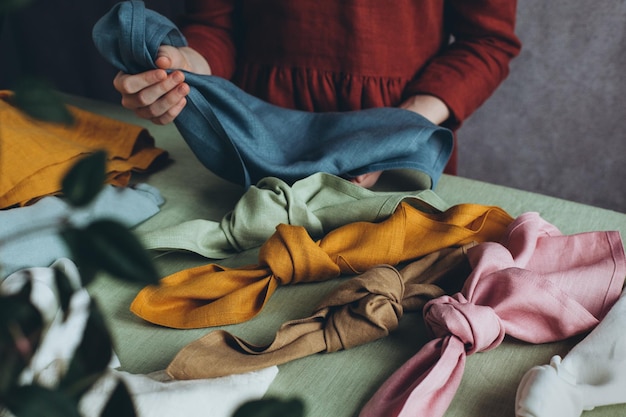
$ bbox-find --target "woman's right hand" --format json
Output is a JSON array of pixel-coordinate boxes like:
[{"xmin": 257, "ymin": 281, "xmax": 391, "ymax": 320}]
[{"xmin": 113, "ymin": 45, "xmax": 211, "ymax": 125}]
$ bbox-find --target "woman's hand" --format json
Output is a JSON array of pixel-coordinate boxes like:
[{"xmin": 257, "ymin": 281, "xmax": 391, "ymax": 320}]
[{"xmin": 113, "ymin": 45, "xmax": 211, "ymax": 125}]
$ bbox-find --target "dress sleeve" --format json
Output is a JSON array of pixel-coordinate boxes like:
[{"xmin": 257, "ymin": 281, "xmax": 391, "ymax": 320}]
[
  {"xmin": 404, "ymin": 0, "xmax": 522, "ymax": 128},
  {"xmin": 179, "ymin": 0, "xmax": 237, "ymax": 79}
]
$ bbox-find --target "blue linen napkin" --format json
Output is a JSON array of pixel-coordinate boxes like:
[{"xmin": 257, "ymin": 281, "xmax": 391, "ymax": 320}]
[{"xmin": 92, "ymin": 1, "xmax": 453, "ymax": 189}]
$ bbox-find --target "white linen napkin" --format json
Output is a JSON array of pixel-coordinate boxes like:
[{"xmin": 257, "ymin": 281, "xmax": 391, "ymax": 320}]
[{"xmin": 516, "ymin": 288, "xmax": 626, "ymax": 416}]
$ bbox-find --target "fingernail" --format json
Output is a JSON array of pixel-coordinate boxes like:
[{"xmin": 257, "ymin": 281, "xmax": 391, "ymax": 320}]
[{"xmin": 172, "ymin": 71, "xmax": 184, "ymax": 83}]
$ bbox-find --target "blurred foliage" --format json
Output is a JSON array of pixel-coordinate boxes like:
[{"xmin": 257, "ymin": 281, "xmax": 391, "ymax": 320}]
[
  {"xmin": 11, "ymin": 77, "xmax": 74, "ymax": 125},
  {"xmin": 60, "ymin": 152, "xmax": 160, "ymax": 287},
  {"xmin": 233, "ymin": 397, "xmax": 306, "ymax": 417},
  {"xmin": 0, "ymin": 282, "xmax": 42, "ymax": 396},
  {"xmin": 0, "ymin": 0, "xmax": 304, "ymax": 412},
  {"xmin": 0, "ymin": 123, "xmax": 306, "ymax": 417},
  {"xmin": 0, "ymin": 150, "xmax": 149, "ymax": 417},
  {"xmin": 0, "ymin": 0, "xmax": 161, "ymax": 406},
  {"xmin": 0, "ymin": 0, "xmax": 30, "ymax": 13},
  {"xmin": 61, "ymin": 150, "xmax": 106, "ymax": 207}
]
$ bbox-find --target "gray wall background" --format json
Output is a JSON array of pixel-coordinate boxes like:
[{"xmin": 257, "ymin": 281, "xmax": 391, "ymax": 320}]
[
  {"xmin": 458, "ymin": 1, "xmax": 626, "ymax": 212},
  {"xmin": 2, "ymin": 1, "xmax": 624, "ymax": 212}
]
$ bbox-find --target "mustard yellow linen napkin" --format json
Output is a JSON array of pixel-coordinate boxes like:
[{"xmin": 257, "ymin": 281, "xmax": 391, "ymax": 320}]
[
  {"xmin": 131, "ymin": 203, "xmax": 513, "ymax": 329},
  {"xmin": 0, "ymin": 91, "xmax": 167, "ymax": 208}
]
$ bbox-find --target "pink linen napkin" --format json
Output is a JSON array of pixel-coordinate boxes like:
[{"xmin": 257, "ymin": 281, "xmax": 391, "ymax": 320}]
[{"xmin": 359, "ymin": 212, "xmax": 626, "ymax": 417}]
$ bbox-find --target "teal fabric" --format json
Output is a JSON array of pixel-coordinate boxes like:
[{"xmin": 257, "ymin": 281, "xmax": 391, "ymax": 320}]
[
  {"xmin": 92, "ymin": 1, "xmax": 453, "ymax": 189},
  {"xmin": 140, "ymin": 173, "xmax": 450, "ymax": 259}
]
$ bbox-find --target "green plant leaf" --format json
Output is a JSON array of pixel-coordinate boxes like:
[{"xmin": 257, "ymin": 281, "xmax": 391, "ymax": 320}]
[
  {"xmin": 61, "ymin": 220, "xmax": 159, "ymax": 285},
  {"xmin": 0, "ymin": 345, "xmax": 26, "ymax": 398},
  {"xmin": 100, "ymin": 380, "xmax": 137, "ymax": 417},
  {"xmin": 61, "ymin": 150, "xmax": 107, "ymax": 208},
  {"xmin": 0, "ymin": 0, "xmax": 33, "ymax": 13},
  {"xmin": 233, "ymin": 397, "xmax": 306, "ymax": 417},
  {"xmin": 53, "ymin": 267, "xmax": 76, "ymax": 321},
  {"xmin": 11, "ymin": 76, "xmax": 74, "ymax": 125},
  {"xmin": 59, "ymin": 226, "xmax": 98, "ymax": 286},
  {"xmin": 59, "ymin": 300, "xmax": 112, "ymax": 402},
  {"xmin": 3, "ymin": 385, "xmax": 81, "ymax": 417},
  {"xmin": 0, "ymin": 282, "xmax": 43, "ymax": 396}
]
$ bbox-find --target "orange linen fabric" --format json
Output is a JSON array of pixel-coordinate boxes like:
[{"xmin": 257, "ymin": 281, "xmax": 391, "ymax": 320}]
[
  {"xmin": 0, "ymin": 91, "xmax": 167, "ymax": 208},
  {"xmin": 131, "ymin": 202, "xmax": 514, "ymax": 329}
]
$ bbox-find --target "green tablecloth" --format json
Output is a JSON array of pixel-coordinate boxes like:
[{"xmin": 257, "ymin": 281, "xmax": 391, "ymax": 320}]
[{"xmin": 72, "ymin": 95, "xmax": 626, "ymax": 417}]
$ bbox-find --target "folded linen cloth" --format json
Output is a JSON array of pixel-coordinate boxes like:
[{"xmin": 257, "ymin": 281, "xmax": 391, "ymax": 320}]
[
  {"xmin": 516, "ymin": 286, "xmax": 626, "ymax": 416},
  {"xmin": 130, "ymin": 202, "xmax": 514, "ymax": 329},
  {"xmin": 92, "ymin": 0, "xmax": 453, "ymax": 189},
  {"xmin": 78, "ymin": 367, "xmax": 278, "ymax": 417},
  {"xmin": 0, "ymin": 260, "xmax": 278, "ymax": 417},
  {"xmin": 359, "ymin": 212, "xmax": 626, "ymax": 417},
  {"xmin": 166, "ymin": 244, "xmax": 475, "ymax": 379},
  {"xmin": 140, "ymin": 172, "xmax": 450, "ymax": 259},
  {"xmin": 0, "ymin": 184, "xmax": 164, "ymax": 278},
  {"xmin": 0, "ymin": 91, "xmax": 167, "ymax": 209}
]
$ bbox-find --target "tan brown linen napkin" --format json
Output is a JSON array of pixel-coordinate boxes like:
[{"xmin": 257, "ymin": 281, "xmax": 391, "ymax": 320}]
[{"xmin": 166, "ymin": 243, "xmax": 475, "ymax": 379}]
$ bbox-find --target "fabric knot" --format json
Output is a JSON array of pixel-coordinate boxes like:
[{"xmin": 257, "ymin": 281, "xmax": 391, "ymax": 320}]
[
  {"xmin": 259, "ymin": 224, "xmax": 341, "ymax": 286},
  {"xmin": 321, "ymin": 265, "xmax": 404, "ymax": 352},
  {"xmin": 423, "ymin": 293, "xmax": 505, "ymax": 354}
]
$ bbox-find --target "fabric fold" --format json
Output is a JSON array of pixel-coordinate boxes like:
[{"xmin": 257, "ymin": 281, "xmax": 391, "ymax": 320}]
[
  {"xmin": 359, "ymin": 212, "xmax": 626, "ymax": 417},
  {"xmin": 130, "ymin": 202, "xmax": 514, "ymax": 329},
  {"xmin": 0, "ymin": 184, "xmax": 164, "ymax": 278},
  {"xmin": 140, "ymin": 172, "xmax": 450, "ymax": 258},
  {"xmin": 92, "ymin": 0, "xmax": 453, "ymax": 189},
  {"xmin": 78, "ymin": 367, "xmax": 278, "ymax": 417},
  {"xmin": 0, "ymin": 91, "xmax": 167, "ymax": 209},
  {"xmin": 166, "ymin": 244, "xmax": 475, "ymax": 379}
]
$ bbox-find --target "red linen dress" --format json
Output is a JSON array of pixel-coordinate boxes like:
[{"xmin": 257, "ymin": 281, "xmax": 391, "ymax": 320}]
[{"xmin": 179, "ymin": 0, "xmax": 521, "ymax": 174}]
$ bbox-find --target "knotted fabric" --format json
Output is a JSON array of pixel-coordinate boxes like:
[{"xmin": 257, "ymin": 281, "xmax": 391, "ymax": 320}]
[
  {"xmin": 140, "ymin": 172, "xmax": 450, "ymax": 259},
  {"xmin": 92, "ymin": 1, "xmax": 453, "ymax": 189},
  {"xmin": 359, "ymin": 212, "xmax": 626, "ymax": 417},
  {"xmin": 0, "ymin": 91, "xmax": 166, "ymax": 208},
  {"xmin": 130, "ymin": 202, "xmax": 514, "ymax": 328},
  {"xmin": 165, "ymin": 244, "xmax": 474, "ymax": 379}
]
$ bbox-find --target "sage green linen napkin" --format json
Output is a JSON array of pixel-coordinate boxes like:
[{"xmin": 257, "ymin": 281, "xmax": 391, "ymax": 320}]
[{"xmin": 140, "ymin": 172, "xmax": 450, "ymax": 259}]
